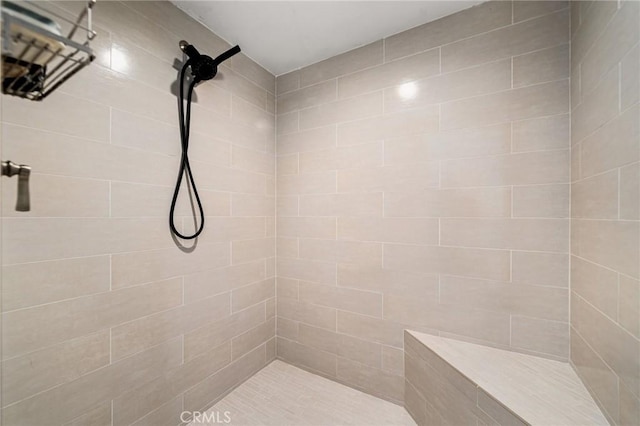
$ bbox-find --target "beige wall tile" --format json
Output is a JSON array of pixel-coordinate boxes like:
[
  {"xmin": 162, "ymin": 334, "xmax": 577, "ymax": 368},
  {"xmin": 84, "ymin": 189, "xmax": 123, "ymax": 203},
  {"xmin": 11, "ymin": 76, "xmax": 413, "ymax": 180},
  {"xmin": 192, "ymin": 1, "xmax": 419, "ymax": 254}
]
[
  {"xmin": 278, "ymin": 125, "xmax": 335, "ymax": 155},
  {"xmin": 129, "ymin": 396, "xmax": 182, "ymax": 426},
  {"xmin": 277, "ymin": 238, "xmax": 299, "ymax": 259},
  {"xmin": 338, "ymin": 217, "xmax": 438, "ymax": 245},
  {"xmin": 511, "ymin": 316, "xmax": 569, "ymax": 358},
  {"xmin": 338, "ymin": 163, "xmax": 439, "ymax": 193},
  {"xmin": 183, "ymin": 260, "xmax": 265, "ymax": 303},
  {"xmin": 441, "ymin": 150, "xmax": 570, "ymax": 187},
  {"xmin": 513, "ymin": 43, "xmax": 570, "ymax": 87},
  {"xmin": 277, "ymin": 80, "xmax": 337, "ymax": 114},
  {"xmin": 277, "ymin": 71, "xmax": 300, "ymax": 95},
  {"xmin": 298, "ymin": 281, "xmax": 383, "ymax": 318},
  {"xmin": 298, "ymin": 92, "xmax": 383, "ymax": 130},
  {"xmin": 338, "ymin": 263, "xmax": 439, "ymax": 298},
  {"xmin": 573, "ymin": 219, "xmax": 640, "ymax": 279},
  {"xmin": 384, "ymin": 59, "xmax": 511, "ymax": 113},
  {"xmin": 619, "ymin": 379, "xmax": 640, "ymax": 426},
  {"xmin": 513, "ymin": 1, "xmax": 568, "ymax": 23},
  {"xmin": 277, "ymin": 298, "xmax": 336, "ymax": 331},
  {"xmin": 337, "ymin": 311, "xmax": 405, "ymax": 348},
  {"xmin": 384, "ymin": 187, "xmax": 512, "ymax": 218},
  {"xmin": 336, "ymin": 357, "xmax": 404, "ymax": 403},
  {"xmin": 232, "ymin": 278, "xmax": 275, "ymax": 313},
  {"xmin": 276, "ymin": 277, "xmax": 299, "ymax": 300},
  {"xmin": 572, "ymin": 294, "xmax": 640, "ymax": 405},
  {"xmin": 338, "ymin": 107, "xmax": 439, "ymax": 146},
  {"xmin": 2, "ymin": 174, "xmax": 109, "ymax": 218},
  {"xmin": 512, "ymin": 114, "xmax": 570, "ymax": 153},
  {"xmin": 441, "ymin": 9, "xmax": 569, "ymax": 73},
  {"xmin": 111, "ymin": 243, "xmax": 230, "ymax": 289},
  {"xmin": 440, "ymin": 275, "xmax": 568, "ymax": 321},
  {"xmin": 571, "ymin": 256, "xmax": 619, "ymax": 321},
  {"xmin": 620, "ymin": 163, "xmax": 640, "ymax": 220},
  {"xmin": 440, "ymin": 218, "xmax": 569, "ymax": 252},
  {"xmin": 296, "ymin": 323, "xmax": 339, "ymax": 354},
  {"xmin": 572, "ymin": 66, "xmax": 620, "ymax": 145},
  {"xmin": 277, "ymin": 257, "xmax": 336, "ymax": 284},
  {"xmin": 384, "ymin": 243, "xmax": 511, "ymax": 281},
  {"xmin": 276, "ymin": 338, "xmax": 337, "ymax": 377},
  {"xmin": 298, "ymin": 142, "xmax": 383, "ymax": 173},
  {"xmin": 441, "ymin": 80, "xmax": 569, "ymax": 130},
  {"xmin": 298, "ymin": 239, "xmax": 383, "ymax": 266},
  {"xmin": 571, "ymin": 329, "xmax": 621, "ymax": 423},
  {"xmin": 512, "ymin": 251, "xmax": 569, "ymax": 287},
  {"xmin": 386, "ymin": 295, "xmax": 511, "ymax": 346},
  {"xmin": 111, "ymin": 293, "xmax": 230, "ymax": 361},
  {"xmin": 619, "ymin": 276, "xmax": 640, "ymax": 339},
  {"xmin": 232, "ymin": 318, "xmax": 276, "ymax": 360},
  {"xmin": 572, "ymin": 170, "xmax": 619, "ymax": 219},
  {"xmin": 298, "ymin": 193, "xmax": 382, "ymax": 217},
  {"xmin": 183, "ymin": 345, "xmax": 265, "ymax": 412},
  {"xmin": 384, "ymin": 124, "xmax": 511, "ymax": 165},
  {"xmin": 277, "ymin": 317, "xmax": 299, "ymax": 341},
  {"xmin": 384, "ymin": 1, "xmax": 512, "ymax": 62},
  {"xmin": 183, "ymin": 303, "xmax": 265, "ymax": 363},
  {"xmin": 276, "ymin": 111, "xmax": 298, "ymax": 135},
  {"xmin": 3, "ymin": 339, "xmax": 182, "ymax": 425},
  {"xmin": 2, "ymin": 330, "xmax": 110, "ymax": 406},
  {"xmin": 513, "ymin": 184, "xmax": 570, "ymax": 218},
  {"xmin": 300, "ymin": 41, "xmax": 383, "ymax": 87},
  {"xmin": 2, "ymin": 256, "xmax": 110, "ymax": 311},
  {"xmin": 382, "ymin": 346, "xmax": 404, "ymax": 375},
  {"xmin": 621, "ymin": 43, "xmax": 640, "ymax": 111},
  {"xmin": 580, "ymin": 104, "xmax": 639, "ymax": 178},
  {"xmin": 338, "ymin": 49, "xmax": 439, "ymax": 99},
  {"xmin": 232, "ymin": 238, "xmax": 275, "ymax": 264},
  {"xmin": 3, "ymin": 278, "xmax": 183, "ymax": 360},
  {"xmin": 277, "ymin": 216, "xmax": 336, "ymax": 239},
  {"xmin": 338, "ymin": 334, "xmax": 383, "ymax": 369},
  {"xmin": 2, "ymin": 92, "xmax": 110, "ymax": 143},
  {"xmin": 580, "ymin": 1, "xmax": 640, "ymax": 97}
]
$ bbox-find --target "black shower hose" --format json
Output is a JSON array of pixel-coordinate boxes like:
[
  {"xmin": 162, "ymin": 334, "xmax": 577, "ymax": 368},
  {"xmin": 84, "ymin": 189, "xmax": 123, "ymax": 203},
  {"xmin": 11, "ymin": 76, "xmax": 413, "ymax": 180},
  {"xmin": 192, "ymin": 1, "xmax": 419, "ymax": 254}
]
[{"xmin": 169, "ymin": 60, "xmax": 205, "ymax": 240}]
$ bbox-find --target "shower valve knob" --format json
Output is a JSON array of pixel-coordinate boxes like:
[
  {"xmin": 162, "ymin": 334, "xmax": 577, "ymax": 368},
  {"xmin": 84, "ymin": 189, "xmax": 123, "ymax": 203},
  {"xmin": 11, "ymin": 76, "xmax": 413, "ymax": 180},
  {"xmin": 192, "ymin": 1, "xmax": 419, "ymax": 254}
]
[{"xmin": 2, "ymin": 160, "xmax": 31, "ymax": 212}]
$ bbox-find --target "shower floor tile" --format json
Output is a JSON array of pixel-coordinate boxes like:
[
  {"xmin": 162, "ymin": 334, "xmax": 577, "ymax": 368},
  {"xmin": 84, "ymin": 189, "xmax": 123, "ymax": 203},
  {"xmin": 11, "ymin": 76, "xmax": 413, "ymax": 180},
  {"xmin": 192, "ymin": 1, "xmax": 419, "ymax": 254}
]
[{"xmin": 191, "ymin": 360, "xmax": 416, "ymax": 426}]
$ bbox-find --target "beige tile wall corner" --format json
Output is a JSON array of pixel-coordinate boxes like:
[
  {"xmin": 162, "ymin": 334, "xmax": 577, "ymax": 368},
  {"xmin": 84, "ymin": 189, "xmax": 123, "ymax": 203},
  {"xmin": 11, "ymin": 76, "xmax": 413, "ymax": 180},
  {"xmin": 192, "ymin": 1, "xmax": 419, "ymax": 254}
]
[
  {"xmin": 570, "ymin": 1, "xmax": 640, "ymax": 425},
  {"xmin": 275, "ymin": 0, "xmax": 572, "ymax": 404},
  {"xmin": 1, "ymin": 1, "xmax": 276, "ymax": 424}
]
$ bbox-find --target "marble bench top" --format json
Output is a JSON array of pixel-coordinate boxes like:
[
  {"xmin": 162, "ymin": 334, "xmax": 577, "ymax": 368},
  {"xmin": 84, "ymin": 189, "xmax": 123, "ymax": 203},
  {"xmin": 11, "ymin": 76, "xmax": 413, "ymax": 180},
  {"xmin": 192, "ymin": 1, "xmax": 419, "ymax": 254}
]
[{"xmin": 407, "ymin": 331, "xmax": 608, "ymax": 425}]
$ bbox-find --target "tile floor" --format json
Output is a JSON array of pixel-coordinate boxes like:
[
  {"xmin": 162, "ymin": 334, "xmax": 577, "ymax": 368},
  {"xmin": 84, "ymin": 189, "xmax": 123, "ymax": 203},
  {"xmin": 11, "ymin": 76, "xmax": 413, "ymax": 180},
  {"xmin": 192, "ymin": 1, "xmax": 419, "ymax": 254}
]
[{"xmin": 190, "ymin": 360, "xmax": 416, "ymax": 425}]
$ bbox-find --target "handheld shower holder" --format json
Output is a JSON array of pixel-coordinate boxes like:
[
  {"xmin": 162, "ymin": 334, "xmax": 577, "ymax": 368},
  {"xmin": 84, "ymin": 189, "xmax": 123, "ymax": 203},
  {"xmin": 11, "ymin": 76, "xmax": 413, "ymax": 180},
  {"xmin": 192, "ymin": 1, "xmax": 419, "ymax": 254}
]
[{"xmin": 2, "ymin": 160, "xmax": 31, "ymax": 211}]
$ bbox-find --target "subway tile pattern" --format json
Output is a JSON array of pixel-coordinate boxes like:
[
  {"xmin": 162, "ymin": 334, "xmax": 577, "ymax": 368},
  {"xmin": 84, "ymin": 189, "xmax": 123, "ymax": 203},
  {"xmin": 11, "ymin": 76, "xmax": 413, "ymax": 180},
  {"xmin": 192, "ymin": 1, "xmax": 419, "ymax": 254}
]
[
  {"xmin": 570, "ymin": 1, "xmax": 640, "ymax": 425},
  {"xmin": 1, "ymin": 1, "xmax": 275, "ymax": 424},
  {"xmin": 276, "ymin": 0, "xmax": 572, "ymax": 405}
]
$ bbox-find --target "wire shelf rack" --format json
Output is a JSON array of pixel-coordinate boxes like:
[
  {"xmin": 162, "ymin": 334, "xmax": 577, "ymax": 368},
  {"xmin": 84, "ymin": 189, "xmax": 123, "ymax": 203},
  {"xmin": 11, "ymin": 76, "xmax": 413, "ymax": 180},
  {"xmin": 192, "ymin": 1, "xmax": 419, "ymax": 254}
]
[{"xmin": 1, "ymin": 0, "xmax": 96, "ymax": 101}]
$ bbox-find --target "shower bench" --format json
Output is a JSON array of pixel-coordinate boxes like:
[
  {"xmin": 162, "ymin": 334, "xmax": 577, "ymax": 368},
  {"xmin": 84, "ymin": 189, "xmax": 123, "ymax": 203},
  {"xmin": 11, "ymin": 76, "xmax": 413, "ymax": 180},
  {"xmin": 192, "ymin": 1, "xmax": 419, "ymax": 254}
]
[{"xmin": 403, "ymin": 330, "xmax": 608, "ymax": 426}]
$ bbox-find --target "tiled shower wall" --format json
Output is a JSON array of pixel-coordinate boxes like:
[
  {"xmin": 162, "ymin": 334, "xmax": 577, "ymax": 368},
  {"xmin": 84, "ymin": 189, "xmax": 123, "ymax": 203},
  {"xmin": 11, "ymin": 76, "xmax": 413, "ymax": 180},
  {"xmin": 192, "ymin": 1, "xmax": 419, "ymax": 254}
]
[
  {"xmin": 1, "ymin": 1, "xmax": 276, "ymax": 424},
  {"xmin": 569, "ymin": 1, "xmax": 640, "ymax": 425},
  {"xmin": 275, "ymin": 0, "xmax": 571, "ymax": 403}
]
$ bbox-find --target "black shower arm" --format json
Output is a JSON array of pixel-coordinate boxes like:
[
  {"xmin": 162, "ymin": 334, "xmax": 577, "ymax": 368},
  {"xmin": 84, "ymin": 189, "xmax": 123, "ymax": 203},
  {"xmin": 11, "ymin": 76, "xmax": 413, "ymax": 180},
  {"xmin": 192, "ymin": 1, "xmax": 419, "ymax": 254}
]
[{"xmin": 213, "ymin": 45, "xmax": 241, "ymax": 65}]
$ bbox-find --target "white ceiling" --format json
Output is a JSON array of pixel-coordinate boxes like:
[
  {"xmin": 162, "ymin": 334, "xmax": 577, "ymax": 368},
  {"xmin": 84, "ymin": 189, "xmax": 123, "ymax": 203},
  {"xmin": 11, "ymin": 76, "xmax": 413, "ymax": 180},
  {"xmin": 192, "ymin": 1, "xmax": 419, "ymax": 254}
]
[{"xmin": 171, "ymin": 1, "xmax": 482, "ymax": 76}]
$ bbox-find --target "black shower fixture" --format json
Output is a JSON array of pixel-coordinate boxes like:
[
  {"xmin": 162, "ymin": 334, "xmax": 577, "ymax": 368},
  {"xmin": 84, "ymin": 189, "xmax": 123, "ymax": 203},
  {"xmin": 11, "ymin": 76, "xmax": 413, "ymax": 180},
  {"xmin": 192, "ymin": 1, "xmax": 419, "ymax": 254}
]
[
  {"xmin": 170, "ymin": 42, "xmax": 241, "ymax": 240},
  {"xmin": 179, "ymin": 40, "xmax": 241, "ymax": 82}
]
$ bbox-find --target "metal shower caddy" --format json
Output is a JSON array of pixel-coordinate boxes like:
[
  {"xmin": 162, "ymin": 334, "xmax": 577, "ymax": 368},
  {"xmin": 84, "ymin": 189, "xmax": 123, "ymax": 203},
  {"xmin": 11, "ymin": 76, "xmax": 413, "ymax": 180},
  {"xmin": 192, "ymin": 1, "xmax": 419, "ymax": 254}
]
[{"xmin": 1, "ymin": 0, "xmax": 97, "ymax": 101}]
